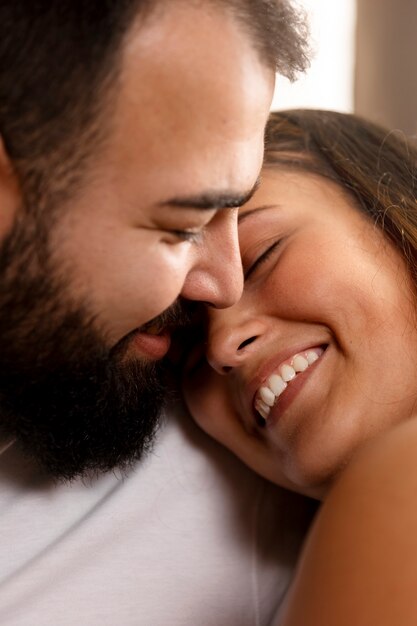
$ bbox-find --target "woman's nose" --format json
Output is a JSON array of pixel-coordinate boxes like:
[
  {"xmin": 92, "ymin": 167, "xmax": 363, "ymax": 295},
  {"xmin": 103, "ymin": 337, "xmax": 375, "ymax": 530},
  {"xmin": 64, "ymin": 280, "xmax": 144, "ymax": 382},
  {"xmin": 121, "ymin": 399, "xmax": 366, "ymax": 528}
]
[{"xmin": 206, "ymin": 309, "xmax": 266, "ymax": 375}]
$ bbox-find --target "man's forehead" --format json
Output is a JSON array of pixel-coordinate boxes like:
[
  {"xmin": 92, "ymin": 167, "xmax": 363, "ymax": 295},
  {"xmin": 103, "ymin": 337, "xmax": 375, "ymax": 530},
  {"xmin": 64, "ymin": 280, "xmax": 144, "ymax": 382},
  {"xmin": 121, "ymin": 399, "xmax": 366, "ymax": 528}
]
[
  {"xmin": 121, "ymin": 1, "xmax": 272, "ymax": 101},
  {"xmin": 106, "ymin": 0, "xmax": 276, "ymax": 158}
]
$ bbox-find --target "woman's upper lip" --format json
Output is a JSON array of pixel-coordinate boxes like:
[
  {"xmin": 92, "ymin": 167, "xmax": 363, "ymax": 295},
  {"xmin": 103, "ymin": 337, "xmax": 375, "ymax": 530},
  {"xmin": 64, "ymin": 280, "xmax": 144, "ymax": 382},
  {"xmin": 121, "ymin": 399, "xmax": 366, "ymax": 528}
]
[{"xmin": 245, "ymin": 341, "xmax": 328, "ymax": 413}]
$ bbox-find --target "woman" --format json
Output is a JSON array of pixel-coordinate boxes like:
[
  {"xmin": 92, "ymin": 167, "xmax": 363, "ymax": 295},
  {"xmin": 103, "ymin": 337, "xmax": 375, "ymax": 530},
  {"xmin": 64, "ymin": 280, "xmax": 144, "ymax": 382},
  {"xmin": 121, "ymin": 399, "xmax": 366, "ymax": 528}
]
[{"xmin": 184, "ymin": 110, "xmax": 417, "ymax": 624}]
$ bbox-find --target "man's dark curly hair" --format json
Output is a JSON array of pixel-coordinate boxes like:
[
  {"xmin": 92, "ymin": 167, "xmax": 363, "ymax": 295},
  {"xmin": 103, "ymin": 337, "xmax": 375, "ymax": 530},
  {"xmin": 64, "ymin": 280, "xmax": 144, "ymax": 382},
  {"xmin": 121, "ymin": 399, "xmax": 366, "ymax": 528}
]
[{"xmin": 0, "ymin": 0, "xmax": 309, "ymax": 212}]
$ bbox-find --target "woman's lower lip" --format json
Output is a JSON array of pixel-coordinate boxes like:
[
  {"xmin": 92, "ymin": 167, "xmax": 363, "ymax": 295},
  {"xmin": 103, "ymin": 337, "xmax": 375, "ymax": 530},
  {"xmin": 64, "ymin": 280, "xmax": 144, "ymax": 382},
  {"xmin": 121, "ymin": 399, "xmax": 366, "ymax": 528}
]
[
  {"xmin": 129, "ymin": 330, "xmax": 171, "ymax": 360},
  {"xmin": 261, "ymin": 351, "xmax": 325, "ymax": 428}
]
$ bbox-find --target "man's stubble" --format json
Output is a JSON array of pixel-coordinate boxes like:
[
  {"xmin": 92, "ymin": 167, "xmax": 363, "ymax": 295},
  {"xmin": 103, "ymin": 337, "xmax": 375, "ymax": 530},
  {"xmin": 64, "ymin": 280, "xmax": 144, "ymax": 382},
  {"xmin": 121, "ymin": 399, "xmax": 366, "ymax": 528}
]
[{"xmin": 0, "ymin": 210, "xmax": 180, "ymax": 481}]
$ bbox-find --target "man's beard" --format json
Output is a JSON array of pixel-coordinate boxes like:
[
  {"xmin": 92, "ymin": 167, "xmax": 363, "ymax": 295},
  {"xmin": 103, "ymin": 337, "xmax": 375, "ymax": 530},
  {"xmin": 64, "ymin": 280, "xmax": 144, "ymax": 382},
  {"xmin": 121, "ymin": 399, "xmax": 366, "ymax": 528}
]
[{"xmin": 0, "ymin": 213, "xmax": 184, "ymax": 481}]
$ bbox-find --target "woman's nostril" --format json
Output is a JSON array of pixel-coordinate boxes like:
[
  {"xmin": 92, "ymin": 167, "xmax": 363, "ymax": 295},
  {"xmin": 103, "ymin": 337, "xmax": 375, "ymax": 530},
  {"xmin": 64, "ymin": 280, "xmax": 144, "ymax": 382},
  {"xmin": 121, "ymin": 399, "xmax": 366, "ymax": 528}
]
[
  {"xmin": 216, "ymin": 336, "xmax": 258, "ymax": 374},
  {"xmin": 237, "ymin": 336, "xmax": 257, "ymax": 351}
]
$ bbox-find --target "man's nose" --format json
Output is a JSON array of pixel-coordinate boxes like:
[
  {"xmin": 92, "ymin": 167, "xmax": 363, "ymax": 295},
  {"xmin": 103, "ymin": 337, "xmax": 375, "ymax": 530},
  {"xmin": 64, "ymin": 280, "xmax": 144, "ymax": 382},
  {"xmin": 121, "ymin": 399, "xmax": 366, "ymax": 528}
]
[
  {"xmin": 205, "ymin": 307, "xmax": 266, "ymax": 375},
  {"xmin": 180, "ymin": 209, "xmax": 243, "ymax": 309}
]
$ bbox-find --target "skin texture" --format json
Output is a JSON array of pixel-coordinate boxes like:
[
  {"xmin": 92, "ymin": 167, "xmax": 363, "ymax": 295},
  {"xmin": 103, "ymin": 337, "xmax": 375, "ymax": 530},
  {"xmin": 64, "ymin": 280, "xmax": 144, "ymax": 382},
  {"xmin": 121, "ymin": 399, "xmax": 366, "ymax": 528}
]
[
  {"xmin": 0, "ymin": 2, "xmax": 275, "ymax": 478},
  {"xmin": 2, "ymin": 2, "xmax": 275, "ymax": 353},
  {"xmin": 279, "ymin": 417, "xmax": 417, "ymax": 626},
  {"xmin": 184, "ymin": 169, "xmax": 417, "ymax": 499}
]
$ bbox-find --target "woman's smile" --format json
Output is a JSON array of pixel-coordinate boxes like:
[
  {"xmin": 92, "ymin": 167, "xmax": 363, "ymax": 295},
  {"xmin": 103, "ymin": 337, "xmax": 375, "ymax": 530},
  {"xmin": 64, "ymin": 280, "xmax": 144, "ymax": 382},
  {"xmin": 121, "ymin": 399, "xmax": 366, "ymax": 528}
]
[
  {"xmin": 185, "ymin": 163, "xmax": 417, "ymax": 499},
  {"xmin": 253, "ymin": 345, "xmax": 325, "ymax": 424}
]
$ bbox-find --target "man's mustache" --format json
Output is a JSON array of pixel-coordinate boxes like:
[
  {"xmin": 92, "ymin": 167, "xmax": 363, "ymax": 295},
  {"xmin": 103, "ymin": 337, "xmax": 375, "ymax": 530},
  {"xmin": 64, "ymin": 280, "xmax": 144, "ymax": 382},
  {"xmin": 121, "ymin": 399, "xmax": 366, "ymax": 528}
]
[
  {"xmin": 140, "ymin": 299, "xmax": 197, "ymax": 334},
  {"xmin": 112, "ymin": 299, "xmax": 204, "ymax": 363}
]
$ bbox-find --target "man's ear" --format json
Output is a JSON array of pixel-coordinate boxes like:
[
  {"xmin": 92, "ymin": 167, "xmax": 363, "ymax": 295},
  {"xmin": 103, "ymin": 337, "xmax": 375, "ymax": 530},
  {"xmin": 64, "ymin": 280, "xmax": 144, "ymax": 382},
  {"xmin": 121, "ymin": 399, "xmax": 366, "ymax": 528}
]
[{"xmin": 0, "ymin": 135, "xmax": 20, "ymax": 236}]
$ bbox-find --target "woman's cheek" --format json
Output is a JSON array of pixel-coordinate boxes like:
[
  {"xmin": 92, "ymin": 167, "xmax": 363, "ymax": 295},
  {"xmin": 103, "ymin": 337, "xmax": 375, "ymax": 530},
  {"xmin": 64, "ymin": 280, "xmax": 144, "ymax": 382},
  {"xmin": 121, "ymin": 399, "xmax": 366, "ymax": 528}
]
[{"xmin": 184, "ymin": 363, "xmax": 230, "ymax": 439}]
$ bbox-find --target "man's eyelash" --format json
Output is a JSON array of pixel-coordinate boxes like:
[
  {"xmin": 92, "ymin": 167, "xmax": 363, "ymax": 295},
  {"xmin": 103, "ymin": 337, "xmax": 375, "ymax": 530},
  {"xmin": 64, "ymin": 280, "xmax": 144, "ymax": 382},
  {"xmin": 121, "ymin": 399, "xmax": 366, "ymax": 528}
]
[
  {"xmin": 171, "ymin": 230, "xmax": 202, "ymax": 243},
  {"xmin": 245, "ymin": 240, "xmax": 281, "ymax": 280}
]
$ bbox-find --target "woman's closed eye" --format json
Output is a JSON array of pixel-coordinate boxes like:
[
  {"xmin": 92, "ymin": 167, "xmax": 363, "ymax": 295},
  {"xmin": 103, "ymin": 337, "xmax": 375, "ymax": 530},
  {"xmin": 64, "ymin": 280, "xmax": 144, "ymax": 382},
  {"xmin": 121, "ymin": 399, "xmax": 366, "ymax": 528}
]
[{"xmin": 244, "ymin": 239, "xmax": 282, "ymax": 280}]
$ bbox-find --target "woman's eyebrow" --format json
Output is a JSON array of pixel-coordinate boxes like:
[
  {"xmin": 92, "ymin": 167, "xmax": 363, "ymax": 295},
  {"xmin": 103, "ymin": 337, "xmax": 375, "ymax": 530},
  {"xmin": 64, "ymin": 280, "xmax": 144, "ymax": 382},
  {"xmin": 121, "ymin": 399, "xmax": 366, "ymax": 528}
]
[{"xmin": 238, "ymin": 204, "xmax": 281, "ymax": 224}]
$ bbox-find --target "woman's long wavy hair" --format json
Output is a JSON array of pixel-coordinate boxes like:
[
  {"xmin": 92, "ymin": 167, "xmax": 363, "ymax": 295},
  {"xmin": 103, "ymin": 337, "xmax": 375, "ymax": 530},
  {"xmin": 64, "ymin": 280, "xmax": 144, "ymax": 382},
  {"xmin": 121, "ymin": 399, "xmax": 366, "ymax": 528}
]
[{"xmin": 265, "ymin": 109, "xmax": 417, "ymax": 283}]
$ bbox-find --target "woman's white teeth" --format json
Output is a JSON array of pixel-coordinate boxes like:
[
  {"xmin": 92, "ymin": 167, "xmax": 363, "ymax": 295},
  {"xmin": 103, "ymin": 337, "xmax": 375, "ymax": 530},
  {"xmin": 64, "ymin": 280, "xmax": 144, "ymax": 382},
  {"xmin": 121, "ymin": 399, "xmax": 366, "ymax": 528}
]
[
  {"xmin": 255, "ymin": 348, "xmax": 323, "ymax": 421},
  {"xmin": 268, "ymin": 374, "xmax": 287, "ymax": 396},
  {"xmin": 255, "ymin": 399, "xmax": 270, "ymax": 420},
  {"xmin": 259, "ymin": 386, "xmax": 275, "ymax": 407},
  {"xmin": 293, "ymin": 355, "xmax": 309, "ymax": 372},
  {"xmin": 306, "ymin": 351, "xmax": 319, "ymax": 365},
  {"xmin": 281, "ymin": 364, "xmax": 296, "ymax": 382}
]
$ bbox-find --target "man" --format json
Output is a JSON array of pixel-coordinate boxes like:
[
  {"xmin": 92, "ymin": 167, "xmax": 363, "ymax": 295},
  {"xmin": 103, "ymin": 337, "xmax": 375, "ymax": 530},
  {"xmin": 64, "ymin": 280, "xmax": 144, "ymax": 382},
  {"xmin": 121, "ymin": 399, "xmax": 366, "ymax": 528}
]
[{"xmin": 0, "ymin": 1, "xmax": 312, "ymax": 623}]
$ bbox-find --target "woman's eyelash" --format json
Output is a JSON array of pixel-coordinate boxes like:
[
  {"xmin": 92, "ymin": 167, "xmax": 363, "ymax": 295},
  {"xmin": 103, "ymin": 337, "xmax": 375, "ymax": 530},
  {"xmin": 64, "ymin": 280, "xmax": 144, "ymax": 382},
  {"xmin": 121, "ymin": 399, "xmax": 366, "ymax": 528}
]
[{"xmin": 244, "ymin": 240, "xmax": 282, "ymax": 280}]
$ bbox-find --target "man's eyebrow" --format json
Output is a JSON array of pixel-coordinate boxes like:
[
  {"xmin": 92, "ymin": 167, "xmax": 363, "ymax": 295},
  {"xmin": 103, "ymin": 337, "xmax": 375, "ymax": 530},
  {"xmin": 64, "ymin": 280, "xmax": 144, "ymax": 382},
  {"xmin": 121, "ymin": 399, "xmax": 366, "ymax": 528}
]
[
  {"xmin": 159, "ymin": 179, "xmax": 260, "ymax": 211},
  {"xmin": 238, "ymin": 204, "xmax": 281, "ymax": 224}
]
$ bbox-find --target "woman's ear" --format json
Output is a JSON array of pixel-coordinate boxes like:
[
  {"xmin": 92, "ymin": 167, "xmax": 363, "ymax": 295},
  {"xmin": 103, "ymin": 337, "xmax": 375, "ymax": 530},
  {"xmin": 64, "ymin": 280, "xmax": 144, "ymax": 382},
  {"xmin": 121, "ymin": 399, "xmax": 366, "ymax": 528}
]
[{"xmin": 0, "ymin": 135, "xmax": 20, "ymax": 236}]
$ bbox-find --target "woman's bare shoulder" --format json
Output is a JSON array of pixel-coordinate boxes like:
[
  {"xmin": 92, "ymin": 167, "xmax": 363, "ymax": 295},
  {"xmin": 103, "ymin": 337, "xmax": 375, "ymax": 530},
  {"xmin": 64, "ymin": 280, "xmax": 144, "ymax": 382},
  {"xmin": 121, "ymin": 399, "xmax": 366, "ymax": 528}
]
[{"xmin": 279, "ymin": 417, "xmax": 417, "ymax": 626}]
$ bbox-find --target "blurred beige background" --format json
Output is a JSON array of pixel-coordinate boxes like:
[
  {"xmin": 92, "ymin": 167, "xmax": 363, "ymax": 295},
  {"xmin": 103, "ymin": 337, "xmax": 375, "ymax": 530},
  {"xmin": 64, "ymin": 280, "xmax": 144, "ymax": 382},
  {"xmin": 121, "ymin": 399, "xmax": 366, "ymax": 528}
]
[{"xmin": 272, "ymin": 0, "xmax": 417, "ymax": 137}]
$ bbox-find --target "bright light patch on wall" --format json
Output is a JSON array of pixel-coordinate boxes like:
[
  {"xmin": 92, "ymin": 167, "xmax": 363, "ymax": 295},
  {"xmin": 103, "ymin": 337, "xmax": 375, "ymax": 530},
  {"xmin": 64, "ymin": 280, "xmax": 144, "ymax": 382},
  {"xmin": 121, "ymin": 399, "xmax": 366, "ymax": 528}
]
[{"xmin": 272, "ymin": 0, "xmax": 356, "ymax": 112}]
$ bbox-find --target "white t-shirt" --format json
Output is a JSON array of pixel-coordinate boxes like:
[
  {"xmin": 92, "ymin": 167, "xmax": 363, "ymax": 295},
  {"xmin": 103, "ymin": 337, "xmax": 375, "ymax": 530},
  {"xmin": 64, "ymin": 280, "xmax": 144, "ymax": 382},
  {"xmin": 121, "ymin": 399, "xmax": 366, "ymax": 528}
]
[{"xmin": 0, "ymin": 403, "xmax": 313, "ymax": 625}]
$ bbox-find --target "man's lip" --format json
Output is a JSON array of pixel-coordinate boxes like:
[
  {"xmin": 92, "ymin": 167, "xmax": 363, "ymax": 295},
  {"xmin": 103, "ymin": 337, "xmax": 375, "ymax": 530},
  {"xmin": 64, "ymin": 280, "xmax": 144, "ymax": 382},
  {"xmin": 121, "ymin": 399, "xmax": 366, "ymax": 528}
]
[
  {"xmin": 129, "ymin": 329, "xmax": 172, "ymax": 360},
  {"xmin": 246, "ymin": 342, "xmax": 328, "ymax": 412}
]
